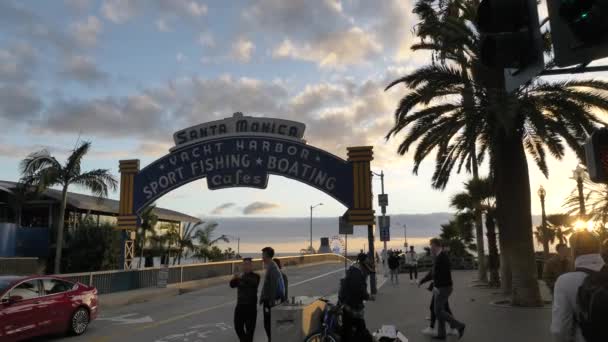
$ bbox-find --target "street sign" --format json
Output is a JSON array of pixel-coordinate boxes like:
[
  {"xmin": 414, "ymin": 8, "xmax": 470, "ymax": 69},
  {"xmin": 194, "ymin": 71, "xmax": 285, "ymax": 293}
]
[
  {"xmin": 378, "ymin": 194, "xmax": 388, "ymax": 207},
  {"xmin": 339, "ymin": 215, "xmax": 353, "ymax": 235},
  {"xmin": 157, "ymin": 264, "xmax": 169, "ymax": 288},
  {"xmin": 378, "ymin": 216, "xmax": 390, "ymax": 242}
]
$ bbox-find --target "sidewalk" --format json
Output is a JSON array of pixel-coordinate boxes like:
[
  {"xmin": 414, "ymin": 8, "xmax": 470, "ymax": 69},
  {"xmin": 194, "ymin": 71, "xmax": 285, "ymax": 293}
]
[{"xmin": 367, "ymin": 270, "xmax": 552, "ymax": 342}]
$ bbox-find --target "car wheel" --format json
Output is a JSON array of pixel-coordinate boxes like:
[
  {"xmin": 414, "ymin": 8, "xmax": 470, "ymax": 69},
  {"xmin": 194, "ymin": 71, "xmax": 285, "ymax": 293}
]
[{"xmin": 69, "ymin": 307, "xmax": 90, "ymax": 336}]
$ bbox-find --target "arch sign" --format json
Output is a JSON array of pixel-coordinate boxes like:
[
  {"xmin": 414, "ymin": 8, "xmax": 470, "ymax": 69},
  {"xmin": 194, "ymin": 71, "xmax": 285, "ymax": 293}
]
[{"xmin": 117, "ymin": 113, "xmax": 375, "ymax": 269}]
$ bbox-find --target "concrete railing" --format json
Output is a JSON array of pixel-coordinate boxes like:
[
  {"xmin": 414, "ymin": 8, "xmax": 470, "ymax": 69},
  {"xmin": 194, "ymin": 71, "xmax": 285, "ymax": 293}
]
[{"xmin": 59, "ymin": 253, "xmax": 346, "ymax": 294}]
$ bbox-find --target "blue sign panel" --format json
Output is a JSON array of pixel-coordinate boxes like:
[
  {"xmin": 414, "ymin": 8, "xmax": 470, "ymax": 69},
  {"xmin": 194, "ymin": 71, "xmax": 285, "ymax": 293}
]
[{"xmin": 133, "ymin": 136, "xmax": 354, "ymax": 214}]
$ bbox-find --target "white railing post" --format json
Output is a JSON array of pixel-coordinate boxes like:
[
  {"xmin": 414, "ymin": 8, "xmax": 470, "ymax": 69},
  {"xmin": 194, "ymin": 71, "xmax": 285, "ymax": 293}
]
[
  {"xmin": 89, "ymin": 273, "xmax": 93, "ymax": 286},
  {"xmin": 180, "ymin": 266, "xmax": 184, "ymax": 284}
]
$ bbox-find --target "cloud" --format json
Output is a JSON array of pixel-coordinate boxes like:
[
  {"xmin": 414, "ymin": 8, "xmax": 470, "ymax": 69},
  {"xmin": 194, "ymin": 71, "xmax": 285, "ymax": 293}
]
[
  {"xmin": 102, "ymin": 0, "xmax": 207, "ymax": 24},
  {"xmin": 198, "ymin": 32, "xmax": 215, "ymax": 47},
  {"xmin": 0, "ymin": 42, "xmax": 37, "ymax": 83},
  {"xmin": 64, "ymin": 0, "xmax": 92, "ymax": 11},
  {"xmin": 211, "ymin": 202, "xmax": 236, "ymax": 215},
  {"xmin": 272, "ymin": 28, "xmax": 382, "ymax": 68},
  {"xmin": 155, "ymin": 18, "xmax": 172, "ymax": 32},
  {"xmin": 232, "ymin": 38, "xmax": 255, "ymax": 62},
  {"xmin": 0, "ymin": 84, "xmax": 42, "ymax": 121},
  {"xmin": 101, "ymin": 0, "xmax": 140, "ymax": 23},
  {"xmin": 58, "ymin": 55, "xmax": 108, "ymax": 86},
  {"xmin": 71, "ymin": 16, "xmax": 102, "ymax": 47},
  {"xmin": 243, "ymin": 202, "xmax": 280, "ymax": 215}
]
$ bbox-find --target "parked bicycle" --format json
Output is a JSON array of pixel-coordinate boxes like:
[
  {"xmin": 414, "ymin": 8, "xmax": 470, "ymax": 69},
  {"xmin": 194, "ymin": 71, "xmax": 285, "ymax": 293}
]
[{"xmin": 304, "ymin": 298, "xmax": 343, "ymax": 342}]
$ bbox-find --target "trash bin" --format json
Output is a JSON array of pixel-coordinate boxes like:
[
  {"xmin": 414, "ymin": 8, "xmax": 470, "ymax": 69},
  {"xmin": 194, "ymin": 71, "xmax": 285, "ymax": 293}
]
[{"xmin": 271, "ymin": 296, "xmax": 326, "ymax": 341}]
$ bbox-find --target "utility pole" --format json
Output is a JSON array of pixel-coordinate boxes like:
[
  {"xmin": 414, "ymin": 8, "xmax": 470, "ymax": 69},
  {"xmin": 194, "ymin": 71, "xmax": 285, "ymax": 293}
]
[{"xmin": 372, "ymin": 171, "xmax": 389, "ymax": 278}]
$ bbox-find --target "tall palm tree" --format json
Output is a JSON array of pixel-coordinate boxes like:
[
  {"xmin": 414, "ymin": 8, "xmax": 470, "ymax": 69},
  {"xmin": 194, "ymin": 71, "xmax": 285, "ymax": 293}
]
[
  {"xmin": 547, "ymin": 214, "xmax": 575, "ymax": 246},
  {"xmin": 192, "ymin": 223, "xmax": 228, "ymax": 262},
  {"xmin": 387, "ymin": 0, "xmax": 608, "ymax": 306},
  {"xmin": 20, "ymin": 141, "xmax": 118, "ymax": 274},
  {"xmin": 172, "ymin": 221, "xmax": 203, "ymax": 265},
  {"xmin": 451, "ymin": 177, "xmax": 501, "ymax": 286},
  {"xmin": 564, "ymin": 173, "xmax": 608, "ymax": 224},
  {"xmin": 137, "ymin": 204, "xmax": 158, "ymax": 268}
]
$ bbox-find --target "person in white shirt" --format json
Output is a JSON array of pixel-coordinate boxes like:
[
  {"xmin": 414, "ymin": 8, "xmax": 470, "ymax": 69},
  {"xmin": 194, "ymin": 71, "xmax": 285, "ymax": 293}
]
[
  {"xmin": 405, "ymin": 246, "xmax": 419, "ymax": 284},
  {"xmin": 551, "ymin": 231, "xmax": 605, "ymax": 342}
]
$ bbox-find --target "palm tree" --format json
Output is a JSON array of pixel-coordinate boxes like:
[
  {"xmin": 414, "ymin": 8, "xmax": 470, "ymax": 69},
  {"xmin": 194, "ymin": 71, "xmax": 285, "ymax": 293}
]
[
  {"xmin": 192, "ymin": 223, "xmax": 228, "ymax": 262},
  {"xmin": 439, "ymin": 215, "xmax": 475, "ymax": 258},
  {"xmin": 386, "ymin": 0, "xmax": 608, "ymax": 306},
  {"xmin": 137, "ymin": 204, "xmax": 158, "ymax": 268},
  {"xmin": 534, "ymin": 225, "xmax": 556, "ymax": 250},
  {"xmin": 564, "ymin": 173, "xmax": 608, "ymax": 224},
  {"xmin": 547, "ymin": 214, "xmax": 575, "ymax": 246},
  {"xmin": 172, "ymin": 221, "xmax": 203, "ymax": 265},
  {"xmin": 20, "ymin": 141, "xmax": 118, "ymax": 274},
  {"xmin": 451, "ymin": 177, "xmax": 501, "ymax": 286}
]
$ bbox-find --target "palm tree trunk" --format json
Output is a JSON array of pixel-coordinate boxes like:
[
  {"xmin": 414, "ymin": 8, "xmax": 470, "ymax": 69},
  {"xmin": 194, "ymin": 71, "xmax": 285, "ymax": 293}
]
[
  {"xmin": 499, "ymin": 230, "xmax": 512, "ymax": 295},
  {"xmin": 494, "ymin": 130, "xmax": 542, "ymax": 306},
  {"xmin": 471, "ymin": 154, "xmax": 488, "ymax": 283},
  {"xmin": 54, "ymin": 185, "xmax": 69, "ymax": 274},
  {"xmin": 486, "ymin": 211, "xmax": 500, "ymax": 287},
  {"xmin": 15, "ymin": 205, "xmax": 22, "ymax": 227},
  {"xmin": 138, "ymin": 232, "xmax": 145, "ymax": 269}
]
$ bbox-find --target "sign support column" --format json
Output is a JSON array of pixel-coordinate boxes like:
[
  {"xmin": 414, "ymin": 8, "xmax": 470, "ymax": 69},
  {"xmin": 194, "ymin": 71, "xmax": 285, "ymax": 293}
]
[
  {"xmin": 118, "ymin": 159, "xmax": 140, "ymax": 270},
  {"xmin": 347, "ymin": 146, "xmax": 376, "ymax": 294}
]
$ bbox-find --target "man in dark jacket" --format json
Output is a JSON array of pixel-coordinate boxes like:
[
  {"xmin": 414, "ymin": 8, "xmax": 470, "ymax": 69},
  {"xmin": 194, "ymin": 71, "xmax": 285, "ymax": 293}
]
[
  {"xmin": 339, "ymin": 253, "xmax": 375, "ymax": 342},
  {"xmin": 543, "ymin": 243, "xmax": 572, "ymax": 294},
  {"xmin": 388, "ymin": 251, "xmax": 400, "ymax": 285},
  {"xmin": 259, "ymin": 247, "xmax": 283, "ymax": 342},
  {"xmin": 429, "ymin": 238, "xmax": 465, "ymax": 340},
  {"xmin": 230, "ymin": 258, "xmax": 260, "ymax": 342}
]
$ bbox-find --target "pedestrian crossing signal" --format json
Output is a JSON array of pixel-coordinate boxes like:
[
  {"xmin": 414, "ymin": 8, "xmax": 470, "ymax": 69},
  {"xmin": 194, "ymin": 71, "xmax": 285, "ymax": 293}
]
[{"xmin": 585, "ymin": 128, "xmax": 608, "ymax": 183}]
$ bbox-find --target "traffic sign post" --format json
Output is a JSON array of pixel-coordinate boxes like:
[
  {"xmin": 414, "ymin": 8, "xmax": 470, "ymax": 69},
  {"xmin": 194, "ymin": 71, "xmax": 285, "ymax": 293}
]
[{"xmin": 378, "ymin": 216, "xmax": 391, "ymax": 242}]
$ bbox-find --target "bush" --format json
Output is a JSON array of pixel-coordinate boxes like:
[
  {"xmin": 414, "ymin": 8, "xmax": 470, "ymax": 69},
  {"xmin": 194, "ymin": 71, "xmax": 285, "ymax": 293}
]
[{"xmin": 61, "ymin": 219, "xmax": 123, "ymax": 273}]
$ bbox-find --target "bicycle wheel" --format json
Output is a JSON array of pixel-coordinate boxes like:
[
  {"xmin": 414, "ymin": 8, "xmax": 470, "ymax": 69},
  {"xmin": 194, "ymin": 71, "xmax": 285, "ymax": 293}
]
[{"xmin": 304, "ymin": 332, "xmax": 339, "ymax": 342}]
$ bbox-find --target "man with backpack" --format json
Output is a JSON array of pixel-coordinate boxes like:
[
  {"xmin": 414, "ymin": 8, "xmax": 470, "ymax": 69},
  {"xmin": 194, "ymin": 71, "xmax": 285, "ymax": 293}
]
[
  {"xmin": 339, "ymin": 252, "xmax": 375, "ymax": 342},
  {"xmin": 551, "ymin": 231, "xmax": 607, "ymax": 342},
  {"xmin": 260, "ymin": 247, "xmax": 285, "ymax": 342}
]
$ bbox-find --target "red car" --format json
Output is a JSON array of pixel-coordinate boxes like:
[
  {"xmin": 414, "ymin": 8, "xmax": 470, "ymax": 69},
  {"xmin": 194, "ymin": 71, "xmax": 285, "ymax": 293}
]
[{"xmin": 0, "ymin": 275, "xmax": 98, "ymax": 341}]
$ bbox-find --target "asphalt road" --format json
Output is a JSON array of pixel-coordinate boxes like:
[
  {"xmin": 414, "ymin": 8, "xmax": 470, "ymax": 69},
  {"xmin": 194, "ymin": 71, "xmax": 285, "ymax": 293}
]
[{"xmin": 40, "ymin": 262, "xmax": 353, "ymax": 342}]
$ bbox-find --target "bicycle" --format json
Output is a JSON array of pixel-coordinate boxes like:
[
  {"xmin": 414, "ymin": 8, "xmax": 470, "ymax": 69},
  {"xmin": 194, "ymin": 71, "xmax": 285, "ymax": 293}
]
[{"xmin": 304, "ymin": 298, "xmax": 343, "ymax": 342}]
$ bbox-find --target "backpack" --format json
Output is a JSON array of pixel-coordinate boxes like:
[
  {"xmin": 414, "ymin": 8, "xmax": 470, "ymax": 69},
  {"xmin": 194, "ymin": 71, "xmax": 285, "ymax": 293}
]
[
  {"xmin": 576, "ymin": 266, "xmax": 608, "ymax": 342},
  {"xmin": 276, "ymin": 270, "xmax": 286, "ymax": 302}
]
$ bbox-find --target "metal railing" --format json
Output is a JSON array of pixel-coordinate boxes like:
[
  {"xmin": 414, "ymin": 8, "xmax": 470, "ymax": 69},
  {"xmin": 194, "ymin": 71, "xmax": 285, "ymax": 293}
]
[{"xmin": 58, "ymin": 253, "xmax": 345, "ymax": 294}]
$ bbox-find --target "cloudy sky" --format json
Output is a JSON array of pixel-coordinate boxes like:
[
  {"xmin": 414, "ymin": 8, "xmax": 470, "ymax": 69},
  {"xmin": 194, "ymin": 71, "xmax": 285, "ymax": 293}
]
[{"xmin": 0, "ymin": 0, "xmax": 594, "ymax": 230}]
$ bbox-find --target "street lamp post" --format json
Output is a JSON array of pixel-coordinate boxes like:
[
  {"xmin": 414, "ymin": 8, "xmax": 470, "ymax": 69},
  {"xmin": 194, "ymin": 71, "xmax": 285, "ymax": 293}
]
[
  {"xmin": 573, "ymin": 165, "xmax": 587, "ymax": 217},
  {"xmin": 538, "ymin": 186, "xmax": 549, "ymax": 261},
  {"xmin": 224, "ymin": 234, "xmax": 241, "ymax": 257},
  {"xmin": 310, "ymin": 203, "xmax": 323, "ymax": 252}
]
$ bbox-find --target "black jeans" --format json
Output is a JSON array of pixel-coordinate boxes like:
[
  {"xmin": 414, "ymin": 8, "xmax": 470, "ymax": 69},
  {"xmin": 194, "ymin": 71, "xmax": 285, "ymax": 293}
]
[
  {"xmin": 429, "ymin": 295, "xmax": 453, "ymax": 329},
  {"xmin": 409, "ymin": 265, "xmax": 418, "ymax": 280},
  {"xmin": 263, "ymin": 304, "xmax": 271, "ymax": 341},
  {"xmin": 434, "ymin": 287, "xmax": 464, "ymax": 337},
  {"xmin": 341, "ymin": 309, "xmax": 374, "ymax": 342},
  {"xmin": 234, "ymin": 304, "xmax": 256, "ymax": 342}
]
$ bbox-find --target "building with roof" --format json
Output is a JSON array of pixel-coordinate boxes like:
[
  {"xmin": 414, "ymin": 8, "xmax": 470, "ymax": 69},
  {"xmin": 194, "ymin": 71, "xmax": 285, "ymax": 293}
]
[{"xmin": 0, "ymin": 180, "xmax": 200, "ymax": 258}]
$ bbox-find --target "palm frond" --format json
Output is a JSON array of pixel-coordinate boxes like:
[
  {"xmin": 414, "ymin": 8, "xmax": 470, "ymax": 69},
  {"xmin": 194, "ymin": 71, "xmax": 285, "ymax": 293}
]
[{"xmin": 70, "ymin": 169, "xmax": 118, "ymax": 198}]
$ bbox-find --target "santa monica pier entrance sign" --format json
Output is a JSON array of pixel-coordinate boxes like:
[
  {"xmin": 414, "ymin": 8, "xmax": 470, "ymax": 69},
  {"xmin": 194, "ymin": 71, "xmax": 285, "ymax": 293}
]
[{"xmin": 116, "ymin": 113, "xmax": 375, "ymax": 269}]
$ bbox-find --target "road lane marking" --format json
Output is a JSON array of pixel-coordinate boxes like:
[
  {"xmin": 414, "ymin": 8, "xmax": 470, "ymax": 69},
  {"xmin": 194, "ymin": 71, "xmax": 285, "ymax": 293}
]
[
  {"xmin": 136, "ymin": 267, "xmax": 345, "ymax": 331},
  {"xmin": 97, "ymin": 313, "xmax": 154, "ymax": 325}
]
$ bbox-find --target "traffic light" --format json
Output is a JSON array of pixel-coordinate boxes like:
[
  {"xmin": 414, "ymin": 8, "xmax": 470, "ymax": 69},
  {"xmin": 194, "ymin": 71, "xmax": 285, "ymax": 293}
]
[
  {"xmin": 585, "ymin": 127, "xmax": 608, "ymax": 183},
  {"xmin": 547, "ymin": 0, "xmax": 608, "ymax": 67},
  {"xmin": 476, "ymin": 0, "xmax": 544, "ymax": 91}
]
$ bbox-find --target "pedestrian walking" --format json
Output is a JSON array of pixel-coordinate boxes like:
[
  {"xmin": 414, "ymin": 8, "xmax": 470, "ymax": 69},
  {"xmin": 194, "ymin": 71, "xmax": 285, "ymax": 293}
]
[
  {"xmin": 259, "ymin": 247, "xmax": 285, "ymax": 342},
  {"xmin": 543, "ymin": 243, "xmax": 572, "ymax": 294},
  {"xmin": 229, "ymin": 258, "xmax": 260, "ymax": 342},
  {"xmin": 388, "ymin": 251, "xmax": 400, "ymax": 285},
  {"xmin": 551, "ymin": 231, "xmax": 607, "ymax": 342},
  {"xmin": 427, "ymin": 238, "xmax": 465, "ymax": 340},
  {"xmin": 419, "ymin": 271, "xmax": 457, "ymax": 336},
  {"xmin": 406, "ymin": 246, "xmax": 419, "ymax": 284},
  {"xmin": 339, "ymin": 252, "xmax": 375, "ymax": 342},
  {"xmin": 273, "ymin": 258, "xmax": 288, "ymax": 302}
]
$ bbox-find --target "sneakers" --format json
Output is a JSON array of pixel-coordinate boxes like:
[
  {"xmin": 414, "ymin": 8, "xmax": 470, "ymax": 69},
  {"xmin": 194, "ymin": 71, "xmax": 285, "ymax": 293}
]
[
  {"xmin": 421, "ymin": 327, "xmax": 437, "ymax": 336},
  {"xmin": 448, "ymin": 328, "xmax": 459, "ymax": 336}
]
